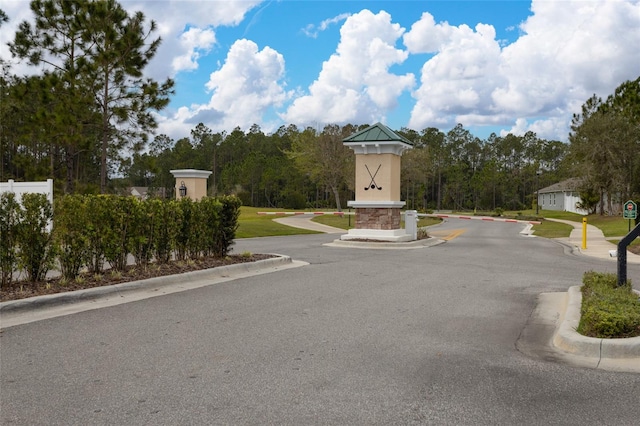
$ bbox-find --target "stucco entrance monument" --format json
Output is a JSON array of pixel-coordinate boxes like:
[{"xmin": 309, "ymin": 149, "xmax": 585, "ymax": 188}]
[
  {"xmin": 340, "ymin": 123, "xmax": 414, "ymax": 242},
  {"xmin": 170, "ymin": 169, "xmax": 212, "ymax": 201}
]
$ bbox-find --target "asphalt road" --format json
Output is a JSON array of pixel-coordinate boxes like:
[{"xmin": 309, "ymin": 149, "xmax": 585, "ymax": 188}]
[{"xmin": 1, "ymin": 220, "xmax": 639, "ymax": 425}]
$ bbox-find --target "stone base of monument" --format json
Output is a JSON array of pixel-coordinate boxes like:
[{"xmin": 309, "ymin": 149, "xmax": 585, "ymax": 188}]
[{"xmin": 339, "ymin": 201, "xmax": 413, "ymax": 243}]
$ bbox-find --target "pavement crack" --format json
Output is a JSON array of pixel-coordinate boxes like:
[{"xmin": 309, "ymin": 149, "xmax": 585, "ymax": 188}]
[{"xmin": 596, "ymin": 338, "xmax": 603, "ymax": 368}]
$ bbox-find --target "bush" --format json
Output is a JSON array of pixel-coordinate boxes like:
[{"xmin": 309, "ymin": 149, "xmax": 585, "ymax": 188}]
[
  {"xmin": 54, "ymin": 195, "xmax": 89, "ymax": 280},
  {"xmin": 103, "ymin": 196, "xmax": 136, "ymax": 272},
  {"xmin": 282, "ymin": 191, "xmax": 306, "ymax": 210},
  {"xmin": 198, "ymin": 197, "xmax": 222, "ymax": 257},
  {"xmin": 175, "ymin": 197, "xmax": 195, "ymax": 261},
  {"xmin": 577, "ymin": 271, "xmax": 640, "ymax": 338},
  {"xmin": 17, "ymin": 193, "xmax": 56, "ymax": 282},
  {"xmin": 8, "ymin": 194, "xmax": 242, "ymax": 284},
  {"xmin": 151, "ymin": 199, "xmax": 181, "ymax": 264},
  {"xmin": 129, "ymin": 198, "xmax": 154, "ymax": 268},
  {"xmin": 217, "ymin": 195, "xmax": 241, "ymax": 257},
  {"xmin": 84, "ymin": 195, "xmax": 111, "ymax": 273},
  {"xmin": 0, "ymin": 192, "xmax": 21, "ymax": 288}
]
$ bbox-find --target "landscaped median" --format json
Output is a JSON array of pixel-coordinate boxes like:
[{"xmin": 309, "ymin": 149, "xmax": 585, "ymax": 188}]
[{"xmin": 553, "ymin": 272, "xmax": 640, "ymax": 370}]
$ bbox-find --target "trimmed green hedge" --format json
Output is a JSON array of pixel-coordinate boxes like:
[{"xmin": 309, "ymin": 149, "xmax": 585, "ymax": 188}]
[
  {"xmin": 0, "ymin": 193, "xmax": 241, "ymax": 287},
  {"xmin": 577, "ymin": 271, "xmax": 640, "ymax": 338},
  {"xmin": 1, "ymin": 192, "xmax": 20, "ymax": 287},
  {"xmin": 1, "ymin": 193, "xmax": 56, "ymax": 284}
]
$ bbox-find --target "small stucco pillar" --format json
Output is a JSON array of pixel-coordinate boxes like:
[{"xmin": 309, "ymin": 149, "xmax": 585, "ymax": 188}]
[
  {"xmin": 170, "ymin": 169, "xmax": 212, "ymax": 201},
  {"xmin": 341, "ymin": 123, "xmax": 413, "ymax": 242}
]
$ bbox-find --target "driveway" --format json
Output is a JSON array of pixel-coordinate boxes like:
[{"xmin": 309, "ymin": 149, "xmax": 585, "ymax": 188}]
[{"xmin": 1, "ymin": 219, "xmax": 639, "ymax": 425}]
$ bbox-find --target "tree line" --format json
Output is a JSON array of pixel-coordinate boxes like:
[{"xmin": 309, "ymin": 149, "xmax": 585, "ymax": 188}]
[
  {"xmin": 1, "ymin": 0, "xmax": 174, "ymax": 194},
  {"xmin": 108, "ymin": 120, "xmax": 572, "ymax": 212},
  {"xmin": 1, "ymin": 2, "xmax": 638, "ymax": 213}
]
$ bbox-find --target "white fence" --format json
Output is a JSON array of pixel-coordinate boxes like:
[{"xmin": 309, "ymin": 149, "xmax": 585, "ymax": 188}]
[
  {"xmin": 0, "ymin": 179, "xmax": 54, "ymax": 205},
  {"xmin": 1, "ymin": 179, "xmax": 54, "ymax": 231}
]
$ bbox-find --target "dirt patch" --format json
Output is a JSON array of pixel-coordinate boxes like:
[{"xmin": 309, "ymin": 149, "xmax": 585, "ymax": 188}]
[
  {"xmin": 629, "ymin": 245, "xmax": 640, "ymax": 255},
  {"xmin": 1, "ymin": 254, "xmax": 275, "ymax": 302}
]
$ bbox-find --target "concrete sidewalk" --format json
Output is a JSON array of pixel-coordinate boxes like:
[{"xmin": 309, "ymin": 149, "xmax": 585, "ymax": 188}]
[
  {"xmin": 273, "ymin": 215, "xmax": 345, "ymax": 234},
  {"xmin": 547, "ymin": 218, "xmax": 640, "ymax": 264}
]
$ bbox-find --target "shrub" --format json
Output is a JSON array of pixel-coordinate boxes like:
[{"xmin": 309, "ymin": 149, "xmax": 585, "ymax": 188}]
[
  {"xmin": 417, "ymin": 228, "xmax": 429, "ymax": 240},
  {"xmin": 8, "ymin": 193, "xmax": 242, "ymax": 284},
  {"xmin": 85, "ymin": 195, "xmax": 111, "ymax": 273},
  {"xmin": 577, "ymin": 271, "xmax": 640, "ymax": 338},
  {"xmin": 282, "ymin": 191, "xmax": 306, "ymax": 210},
  {"xmin": 54, "ymin": 195, "xmax": 89, "ymax": 280},
  {"xmin": 103, "ymin": 196, "xmax": 136, "ymax": 271},
  {"xmin": 129, "ymin": 198, "xmax": 154, "ymax": 268},
  {"xmin": 217, "ymin": 195, "xmax": 241, "ymax": 257},
  {"xmin": 16, "ymin": 193, "xmax": 56, "ymax": 282},
  {"xmin": 0, "ymin": 192, "xmax": 21, "ymax": 288},
  {"xmin": 199, "ymin": 197, "xmax": 222, "ymax": 257},
  {"xmin": 175, "ymin": 197, "xmax": 194, "ymax": 261},
  {"xmin": 151, "ymin": 199, "xmax": 181, "ymax": 264}
]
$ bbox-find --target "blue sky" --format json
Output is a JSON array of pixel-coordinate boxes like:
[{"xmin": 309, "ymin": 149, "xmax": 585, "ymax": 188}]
[{"xmin": 2, "ymin": 0, "xmax": 639, "ymax": 142}]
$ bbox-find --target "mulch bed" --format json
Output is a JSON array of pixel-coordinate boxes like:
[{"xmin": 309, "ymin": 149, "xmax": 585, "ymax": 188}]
[{"xmin": 1, "ymin": 254, "xmax": 275, "ymax": 302}]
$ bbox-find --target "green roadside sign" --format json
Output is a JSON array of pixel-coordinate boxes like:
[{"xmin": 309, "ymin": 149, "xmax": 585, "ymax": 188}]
[{"xmin": 623, "ymin": 200, "xmax": 637, "ymax": 219}]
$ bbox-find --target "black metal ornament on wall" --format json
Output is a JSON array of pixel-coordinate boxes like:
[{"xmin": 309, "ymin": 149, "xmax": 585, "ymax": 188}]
[{"xmin": 364, "ymin": 164, "xmax": 382, "ymax": 190}]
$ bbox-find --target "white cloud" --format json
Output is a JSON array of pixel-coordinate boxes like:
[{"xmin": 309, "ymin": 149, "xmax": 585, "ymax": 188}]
[
  {"xmin": 302, "ymin": 13, "xmax": 351, "ymax": 38},
  {"xmin": 282, "ymin": 9, "xmax": 415, "ymax": 127},
  {"xmin": 157, "ymin": 37, "xmax": 290, "ymax": 138},
  {"xmin": 406, "ymin": 0, "xmax": 640, "ymax": 140},
  {"xmin": 171, "ymin": 27, "xmax": 217, "ymax": 73},
  {"xmin": 191, "ymin": 38, "xmax": 291, "ymax": 131},
  {"xmin": 404, "ymin": 13, "xmax": 507, "ymax": 131},
  {"xmin": 501, "ymin": 116, "xmax": 570, "ymax": 141},
  {"xmin": 122, "ymin": 0, "xmax": 263, "ymax": 79}
]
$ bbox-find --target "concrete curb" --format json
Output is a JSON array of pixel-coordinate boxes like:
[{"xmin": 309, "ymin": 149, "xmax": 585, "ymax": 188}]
[
  {"xmin": 324, "ymin": 237, "xmax": 446, "ymax": 249},
  {"xmin": 553, "ymin": 286, "xmax": 640, "ymax": 360},
  {"xmin": 0, "ymin": 255, "xmax": 292, "ymax": 315}
]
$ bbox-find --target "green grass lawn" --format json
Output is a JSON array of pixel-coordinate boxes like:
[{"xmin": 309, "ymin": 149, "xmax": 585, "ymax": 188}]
[
  {"xmin": 532, "ymin": 209, "xmax": 637, "ymax": 237},
  {"xmin": 237, "ymin": 206, "xmax": 637, "ymax": 242},
  {"xmin": 237, "ymin": 207, "xmax": 442, "ymax": 236},
  {"xmin": 311, "ymin": 213, "xmax": 353, "ymax": 230},
  {"xmin": 587, "ymin": 215, "xmax": 638, "ymax": 237},
  {"xmin": 510, "ymin": 209, "xmax": 638, "ymax": 240},
  {"xmin": 531, "ymin": 220, "xmax": 575, "ymax": 238},
  {"xmin": 236, "ymin": 207, "xmax": 319, "ymax": 238}
]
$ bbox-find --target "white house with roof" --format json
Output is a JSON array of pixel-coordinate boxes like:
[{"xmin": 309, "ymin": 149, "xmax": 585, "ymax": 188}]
[{"xmin": 537, "ymin": 178, "xmax": 589, "ymax": 215}]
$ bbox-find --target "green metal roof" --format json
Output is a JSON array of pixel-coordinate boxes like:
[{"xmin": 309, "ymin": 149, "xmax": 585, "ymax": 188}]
[{"xmin": 342, "ymin": 122, "xmax": 413, "ymax": 145}]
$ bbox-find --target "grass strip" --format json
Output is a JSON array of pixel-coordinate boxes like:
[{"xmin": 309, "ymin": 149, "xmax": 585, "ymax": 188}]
[
  {"xmin": 236, "ymin": 207, "xmax": 319, "ymax": 238},
  {"xmin": 577, "ymin": 271, "xmax": 640, "ymax": 339}
]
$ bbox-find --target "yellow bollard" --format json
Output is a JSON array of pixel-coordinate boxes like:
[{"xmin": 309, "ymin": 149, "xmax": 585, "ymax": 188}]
[{"xmin": 582, "ymin": 217, "xmax": 587, "ymax": 249}]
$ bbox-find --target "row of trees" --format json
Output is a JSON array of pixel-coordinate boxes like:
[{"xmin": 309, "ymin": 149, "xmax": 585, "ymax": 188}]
[
  {"xmin": 569, "ymin": 78, "xmax": 640, "ymax": 214},
  {"xmin": 1, "ymin": 0, "xmax": 174, "ymax": 194},
  {"xmin": 121, "ymin": 121, "xmax": 569, "ymax": 212}
]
